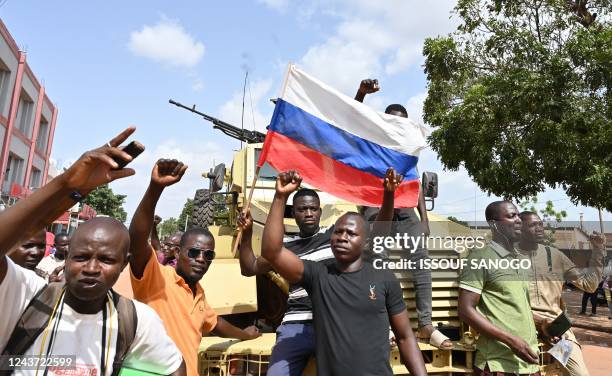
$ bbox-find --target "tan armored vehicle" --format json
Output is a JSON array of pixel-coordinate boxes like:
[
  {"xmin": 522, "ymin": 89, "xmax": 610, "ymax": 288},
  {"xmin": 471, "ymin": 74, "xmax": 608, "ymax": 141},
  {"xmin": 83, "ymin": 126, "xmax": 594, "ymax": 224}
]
[{"xmin": 169, "ymin": 100, "xmax": 552, "ymax": 375}]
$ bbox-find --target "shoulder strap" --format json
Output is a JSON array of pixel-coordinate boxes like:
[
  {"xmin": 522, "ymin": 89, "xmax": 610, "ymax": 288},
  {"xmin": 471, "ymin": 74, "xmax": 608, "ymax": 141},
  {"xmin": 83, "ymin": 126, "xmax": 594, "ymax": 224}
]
[
  {"xmin": 110, "ymin": 290, "xmax": 138, "ymax": 376},
  {"xmin": 545, "ymin": 246, "xmax": 553, "ymax": 272},
  {"xmin": 0, "ymin": 283, "xmax": 64, "ymax": 376}
]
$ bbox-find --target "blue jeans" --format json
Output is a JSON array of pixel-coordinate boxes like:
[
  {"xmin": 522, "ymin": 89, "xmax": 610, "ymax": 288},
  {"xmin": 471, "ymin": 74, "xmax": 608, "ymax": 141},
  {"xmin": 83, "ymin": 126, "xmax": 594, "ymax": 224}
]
[{"xmin": 268, "ymin": 323, "xmax": 315, "ymax": 376}]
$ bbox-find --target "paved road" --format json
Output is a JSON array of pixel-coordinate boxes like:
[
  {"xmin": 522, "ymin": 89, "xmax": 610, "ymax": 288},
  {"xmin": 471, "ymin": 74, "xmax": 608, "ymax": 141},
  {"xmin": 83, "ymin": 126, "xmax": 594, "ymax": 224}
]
[{"xmin": 563, "ymin": 290, "xmax": 611, "ymax": 375}]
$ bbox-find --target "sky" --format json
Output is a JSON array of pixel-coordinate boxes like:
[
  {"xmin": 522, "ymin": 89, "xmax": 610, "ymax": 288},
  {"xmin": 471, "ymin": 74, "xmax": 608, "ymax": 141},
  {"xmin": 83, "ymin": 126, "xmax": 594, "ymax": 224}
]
[{"xmin": 2, "ymin": 0, "xmax": 610, "ymax": 227}]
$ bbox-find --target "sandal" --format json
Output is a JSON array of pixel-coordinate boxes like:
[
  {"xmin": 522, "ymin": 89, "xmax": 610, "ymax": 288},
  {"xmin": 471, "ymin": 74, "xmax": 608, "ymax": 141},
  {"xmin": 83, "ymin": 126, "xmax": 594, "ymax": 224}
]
[{"xmin": 428, "ymin": 329, "xmax": 453, "ymax": 350}]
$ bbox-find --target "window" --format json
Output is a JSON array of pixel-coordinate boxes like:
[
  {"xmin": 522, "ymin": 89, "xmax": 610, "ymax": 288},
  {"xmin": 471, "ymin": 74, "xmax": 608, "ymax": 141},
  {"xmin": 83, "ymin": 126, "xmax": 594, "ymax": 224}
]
[
  {"xmin": 254, "ymin": 148, "xmax": 279, "ymax": 180},
  {"xmin": 29, "ymin": 167, "xmax": 42, "ymax": 189},
  {"xmin": 0, "ymin": 60, "xmax": 11, "ymax": 116},
  {"xmin": 36, "ymin": 117, "xmax": 49, "ymax": 151},
  {"xmin": 5, "ymin": 154, "xmax": 24, "ymax": 189},
  {"xmin": 15, "ymin": 92, "xmax": 34, "ymax": 137}
]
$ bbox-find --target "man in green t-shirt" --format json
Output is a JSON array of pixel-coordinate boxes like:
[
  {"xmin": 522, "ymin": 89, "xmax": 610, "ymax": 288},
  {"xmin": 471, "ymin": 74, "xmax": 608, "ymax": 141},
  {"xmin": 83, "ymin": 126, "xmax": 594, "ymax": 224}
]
[{"xmin": 459, "ymin": 201, "xmax": 540, "ymax": 375}]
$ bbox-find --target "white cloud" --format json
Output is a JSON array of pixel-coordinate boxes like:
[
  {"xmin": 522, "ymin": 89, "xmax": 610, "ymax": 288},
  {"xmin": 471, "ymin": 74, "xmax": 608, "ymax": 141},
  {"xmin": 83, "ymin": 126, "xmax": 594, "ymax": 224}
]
[
  {"xmin": 292, "ymin": 0, "xmax": 458, "ymax": 94},
  {"xmin": 218, "ymin": 79, "xmax": 275, "ymax": 133},
  {"xmin": 405, "ymin": 92, "xmax": 427, "ymax": 124},
  {"xmin": 192, "ymin": 79, "xmax": 204, "ymax": 92},
  {"xmin": 129, "ymin": 17, "xmax": 205, "ymax": 68},
  {"xmin": 301, "ymin": 37, "xmax": 382, "ymax": 95},
  {"xmin": 257, "ymin": 0, "xmax": 289, "ymax": 11}
]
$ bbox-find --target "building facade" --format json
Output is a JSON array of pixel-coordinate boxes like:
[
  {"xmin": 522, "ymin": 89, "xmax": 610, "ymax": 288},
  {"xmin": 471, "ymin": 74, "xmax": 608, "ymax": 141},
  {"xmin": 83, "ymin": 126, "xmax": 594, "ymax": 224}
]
[{"xmin": 0, "ymin": 18, "xmax": 57, "ymax": 201}]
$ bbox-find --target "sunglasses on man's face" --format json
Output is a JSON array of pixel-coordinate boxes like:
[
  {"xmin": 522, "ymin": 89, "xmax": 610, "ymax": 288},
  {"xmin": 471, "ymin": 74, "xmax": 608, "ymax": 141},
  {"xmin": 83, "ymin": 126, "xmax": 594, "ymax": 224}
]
[{"xmin": 187, "ymin": 248, "xmax": 215, "ymax": 261}]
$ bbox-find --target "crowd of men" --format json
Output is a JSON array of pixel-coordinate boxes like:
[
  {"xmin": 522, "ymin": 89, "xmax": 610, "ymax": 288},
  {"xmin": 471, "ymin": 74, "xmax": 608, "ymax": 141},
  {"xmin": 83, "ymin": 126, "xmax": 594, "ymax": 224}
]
[{"xmin": 0, "ymin": 79, "xmax": 607, "ymax": 376}]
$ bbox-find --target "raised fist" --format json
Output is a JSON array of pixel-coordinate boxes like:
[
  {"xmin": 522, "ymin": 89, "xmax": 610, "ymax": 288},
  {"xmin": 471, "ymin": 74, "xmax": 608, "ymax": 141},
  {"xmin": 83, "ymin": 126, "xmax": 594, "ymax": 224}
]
[
  {"xmin": 276, "ymin": 171, "xmax": 302, "ymax": 196},
  {"xmin": 383, "ymin": 167, "xmax": 403, "ymax": 193},
  {"xmin": 151, "ymin": 159, "xmax": 188, "ymax": 188},
  {"xmin": 358, "ymin": 79, "xmax": 380, "ymax": 95}
]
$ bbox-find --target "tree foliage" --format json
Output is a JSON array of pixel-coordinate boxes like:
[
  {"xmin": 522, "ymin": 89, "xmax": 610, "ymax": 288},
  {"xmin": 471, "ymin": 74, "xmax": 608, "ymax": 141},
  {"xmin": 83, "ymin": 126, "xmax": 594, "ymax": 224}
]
[
  {"xmin": 84, "ymin": 184, "xmax": 127, "ymax": 222},
  {"xmin": 178, "ymin": 198, "xmax": 193, "ymax": 230},
  {"xmin": 447, "ymin": 216, "xmax": 470, "ymax": 227},
  {"xmin": 157, "ymin": 199, "xmax": 194, "ymax": 238},
  {"xmin": 519, "ymin": 196, "xmax": 568, "ymax": 222},
  {"xmin": 519, "ymin": 196, "xmax": 568, "ymax": 245},
  {"xmin": 423, "ymin": 0, "xmax": 611, "ymax": 211},
  {"xmin": 159, "ymin": 217, "xmax": 179, "ymax": 238}
]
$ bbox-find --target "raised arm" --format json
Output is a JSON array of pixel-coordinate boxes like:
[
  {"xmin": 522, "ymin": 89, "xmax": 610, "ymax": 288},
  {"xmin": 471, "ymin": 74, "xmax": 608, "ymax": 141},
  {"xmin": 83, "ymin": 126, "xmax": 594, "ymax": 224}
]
[
  {"xmin": 458, "ymin": 289, "xmax": 538, "ymax": 364},
  {"xmin": 237, "ymin": 209, "xmax": 272, "ymax": 277},
  {"xmin": 354, "ymin": 78, "xmax": 379, "ymax": 102},
  {"xmin": 151, "ymin": 215, "xmax": 162, "ymax": 253},
  {"xmin": 0, "ymin": 127, "xmax": 136, "ymax": 255},
  {"xmin": 371, "ymin": 168, "xmax": 402, "ymax": 236},
  {"xmin": 390, "ymin": 311, "xmax": 427, "ymax": 376},
  {"xmin": 129, "ymin": 159, "xmax": 187, "ymax": 278},
  {"xmin": 563, "ymin": 232, "xmax": 606, "ymax": 293},
  {"xmin": 261, "ymin": 171, "xmax": 304, "ymax": 284}
]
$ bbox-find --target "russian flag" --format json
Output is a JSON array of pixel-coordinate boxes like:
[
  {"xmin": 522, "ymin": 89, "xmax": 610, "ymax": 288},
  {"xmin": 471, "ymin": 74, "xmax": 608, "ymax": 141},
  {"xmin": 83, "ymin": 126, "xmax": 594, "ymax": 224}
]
[{"xmin": 258, "ymin": 65, "xmax": 427, "ymax": 208}]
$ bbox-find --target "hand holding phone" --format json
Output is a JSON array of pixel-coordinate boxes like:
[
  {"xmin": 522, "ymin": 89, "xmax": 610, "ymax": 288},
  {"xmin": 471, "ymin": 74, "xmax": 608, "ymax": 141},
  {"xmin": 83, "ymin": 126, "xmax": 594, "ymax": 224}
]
[{"xmin": 113, "ymin": 141, "xmax": 145, "ymax": 169}]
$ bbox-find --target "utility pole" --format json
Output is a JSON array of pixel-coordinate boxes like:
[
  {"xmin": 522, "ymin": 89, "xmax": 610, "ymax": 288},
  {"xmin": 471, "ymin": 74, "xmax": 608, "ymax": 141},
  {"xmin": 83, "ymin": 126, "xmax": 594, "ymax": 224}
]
[
  {"xmin": 598, "ymin": 208, "xmax": 605, "ymax": 234},
  {"xmin": 184, "ymin": 215, "xmax": 189, "ymax": 232}
]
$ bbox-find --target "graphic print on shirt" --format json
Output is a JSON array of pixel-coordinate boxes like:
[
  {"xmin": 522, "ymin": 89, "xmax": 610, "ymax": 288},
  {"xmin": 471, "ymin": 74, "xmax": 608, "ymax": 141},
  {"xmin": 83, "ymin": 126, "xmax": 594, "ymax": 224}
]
[{"xmin": 369, "ymin": 284, "xmax": 377, "ymax": 300}]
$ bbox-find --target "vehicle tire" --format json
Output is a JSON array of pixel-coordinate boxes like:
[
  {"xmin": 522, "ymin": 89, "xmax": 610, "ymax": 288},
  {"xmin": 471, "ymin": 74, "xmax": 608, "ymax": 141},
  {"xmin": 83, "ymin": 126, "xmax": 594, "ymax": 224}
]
[{"xmin": 192, "ymin": 189, "xmax": 214, "ymax": 228}]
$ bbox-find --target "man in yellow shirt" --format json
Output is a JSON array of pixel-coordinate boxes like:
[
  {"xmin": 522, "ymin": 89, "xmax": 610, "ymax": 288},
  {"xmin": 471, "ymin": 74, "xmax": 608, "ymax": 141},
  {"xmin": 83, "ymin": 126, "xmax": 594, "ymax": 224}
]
[{"xmin": 517, "ymin": 211, "xmax": 605, "ymax": 376}]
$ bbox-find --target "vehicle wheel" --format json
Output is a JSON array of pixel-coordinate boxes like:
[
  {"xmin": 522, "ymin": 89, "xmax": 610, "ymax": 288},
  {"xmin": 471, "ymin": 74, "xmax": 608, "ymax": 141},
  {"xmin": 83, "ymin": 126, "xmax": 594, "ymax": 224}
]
[{"xmin": 192, "ymin": 189, "xmax": 214, "ymax": 228}]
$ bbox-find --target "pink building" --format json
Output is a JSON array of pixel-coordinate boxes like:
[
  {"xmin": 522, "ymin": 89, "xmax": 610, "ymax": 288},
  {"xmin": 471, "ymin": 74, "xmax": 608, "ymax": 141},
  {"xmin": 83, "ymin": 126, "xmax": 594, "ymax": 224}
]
[{"xmin": 0, "ymin": 18, "xmax": 58, "ymax": 199}]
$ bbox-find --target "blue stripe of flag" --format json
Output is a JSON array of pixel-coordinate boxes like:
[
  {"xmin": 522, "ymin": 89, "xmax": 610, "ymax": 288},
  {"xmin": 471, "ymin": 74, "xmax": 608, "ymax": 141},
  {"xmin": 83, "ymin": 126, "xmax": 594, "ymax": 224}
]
[{"xmin": 269, "ymin": 99, "xmax": 419, "ymax": 180}]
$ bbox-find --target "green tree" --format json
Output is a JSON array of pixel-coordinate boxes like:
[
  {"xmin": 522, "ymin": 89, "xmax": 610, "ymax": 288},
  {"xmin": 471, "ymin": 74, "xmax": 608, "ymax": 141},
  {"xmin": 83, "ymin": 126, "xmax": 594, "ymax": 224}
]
[
  {"xmin": 423, "ymin": 0, "xmax": 611, "ymax": 211},
  {"xmin": 447, "ymin": 216, "xmax": 469, "ymax": 227},
  {"xmin": 159, "ymin": 217, "xmax": 179, "ymax": 238},
  {"xmin": 84, "ymin": 184, "xmax": 127, "ymax": 222},
  {"xmin": 178, "ymin": 198, "xmax": 193, "ymax": 230},
  {"xmin": 519, "ymin": 196, "xmax": 568, "ymax": 245}
]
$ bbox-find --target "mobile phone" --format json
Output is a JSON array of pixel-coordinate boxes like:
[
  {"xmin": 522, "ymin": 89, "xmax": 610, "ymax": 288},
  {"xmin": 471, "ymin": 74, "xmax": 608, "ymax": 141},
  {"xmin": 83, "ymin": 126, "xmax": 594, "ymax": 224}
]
[
  {"xmin": 548, "ymin": 312, "xmax": 572, "ymax": 337},
  {"xmin": 113, "ymin": 141, "xmax": 145, "ymax": 169}
]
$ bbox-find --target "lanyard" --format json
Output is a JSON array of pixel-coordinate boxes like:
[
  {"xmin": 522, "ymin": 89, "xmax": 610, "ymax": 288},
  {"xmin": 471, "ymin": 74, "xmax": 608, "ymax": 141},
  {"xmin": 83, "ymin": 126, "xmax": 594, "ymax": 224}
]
[{"xmin": 36, "ymin": 291, "xmax": 113, "ymax": 376}]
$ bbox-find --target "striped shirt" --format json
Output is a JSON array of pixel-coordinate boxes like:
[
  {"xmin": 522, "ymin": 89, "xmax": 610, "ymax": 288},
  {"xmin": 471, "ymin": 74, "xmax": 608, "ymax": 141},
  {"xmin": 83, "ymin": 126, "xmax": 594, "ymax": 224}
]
[{"xmin": 282, "ymin": 226, "xmax": 334, "ymax": 323}]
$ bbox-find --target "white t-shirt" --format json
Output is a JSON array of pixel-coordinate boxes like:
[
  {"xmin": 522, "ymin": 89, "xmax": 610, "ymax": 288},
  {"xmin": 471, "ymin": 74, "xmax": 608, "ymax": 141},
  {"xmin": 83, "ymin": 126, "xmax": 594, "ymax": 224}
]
[{"xmin": 0, "ymin": 257, "xmax": 183, "ymax": 375}]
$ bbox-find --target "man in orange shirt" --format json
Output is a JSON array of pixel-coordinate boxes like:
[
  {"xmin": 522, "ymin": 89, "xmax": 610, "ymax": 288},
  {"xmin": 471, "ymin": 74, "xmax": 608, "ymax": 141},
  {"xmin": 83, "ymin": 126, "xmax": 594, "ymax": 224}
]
[{"xmin": 129, "ymin": 159, "xmax": 260, "ymax": 376}]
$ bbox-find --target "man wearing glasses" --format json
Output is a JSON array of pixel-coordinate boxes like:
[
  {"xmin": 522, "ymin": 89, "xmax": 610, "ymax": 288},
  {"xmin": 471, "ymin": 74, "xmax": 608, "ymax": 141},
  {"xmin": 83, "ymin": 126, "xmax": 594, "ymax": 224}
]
[{"xmin": 129, "ymin": 159, "xmax": 261, "ymax": 376}]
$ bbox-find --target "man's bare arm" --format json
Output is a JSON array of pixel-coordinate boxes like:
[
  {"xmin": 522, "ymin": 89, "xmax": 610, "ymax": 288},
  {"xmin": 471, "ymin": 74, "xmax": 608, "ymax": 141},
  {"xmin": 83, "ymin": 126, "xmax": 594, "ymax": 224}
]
[
  {"xmin": 129, "ymin": 159, "xmax": 187, "ymax": 279},
  {"xmin": 390, "ymin": 311, "xmax": 427, "ymax": 376},
  {"xmin": 237, "ymin": 210, "xmax": 272, "ymax": 277},
  {"xmin": 372, "ymin": 168, "xmax": 402, "ymax": 237},
  {"xmin": 151, "ymin": 215, "xmax": 162, "ymax": 253},
  {"xmin": 211, "ymin": 317, "xmax": 260, "ymax": 340},
  {"xmin": 564, "ymin": 232, "xmax": 606, "ymax": 293},
  {"xmin": 0, "ymin": 128, "xmax": 137, "ymax": 284},
  {"xmin": 0, "ymin": 127, "xmax": 136, "ymax": 255},
  {"xmin": 458, "ymin": 289, "xmax": 538, "ymax": 364},
  {"xmin": 261, "ymin": 171, "xmax": 304, "ymax": 284}
]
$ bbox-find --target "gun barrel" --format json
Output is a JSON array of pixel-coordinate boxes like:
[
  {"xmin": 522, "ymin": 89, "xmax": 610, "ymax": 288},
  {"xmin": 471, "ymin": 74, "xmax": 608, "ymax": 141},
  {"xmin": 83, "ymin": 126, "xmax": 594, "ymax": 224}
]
[{"xmin": 169, "ymin": 99, "xmax": 266, "ymax": 144}]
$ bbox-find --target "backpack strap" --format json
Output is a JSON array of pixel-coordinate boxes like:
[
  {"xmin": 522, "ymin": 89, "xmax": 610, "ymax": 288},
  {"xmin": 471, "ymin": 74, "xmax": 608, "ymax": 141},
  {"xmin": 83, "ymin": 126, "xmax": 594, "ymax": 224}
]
[
  {"xmin": 110, "ymin": 290, "xmax": 138, "ymax": 376},
  {"xmin": 545, "ymin": 246, "xmax": 553, "ymax": 272},
  {"xmin": 0, "ymin": 283, "xmax": 64, "ymax": 376}
]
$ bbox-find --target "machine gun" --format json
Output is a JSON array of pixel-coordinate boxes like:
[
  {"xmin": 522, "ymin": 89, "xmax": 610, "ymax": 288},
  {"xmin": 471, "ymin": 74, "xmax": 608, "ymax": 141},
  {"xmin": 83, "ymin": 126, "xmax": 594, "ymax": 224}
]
[{"xmin": 169, "ymin": 99, "xmax": 266, "ymax": 144}]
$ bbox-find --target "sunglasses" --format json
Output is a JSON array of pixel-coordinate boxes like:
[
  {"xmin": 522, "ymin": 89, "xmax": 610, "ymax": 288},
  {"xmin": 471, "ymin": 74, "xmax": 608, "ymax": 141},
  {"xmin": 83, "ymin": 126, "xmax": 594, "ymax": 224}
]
[{"xmin": 187, "ymin": 248, "xmax": 215, "ymax": 261}]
